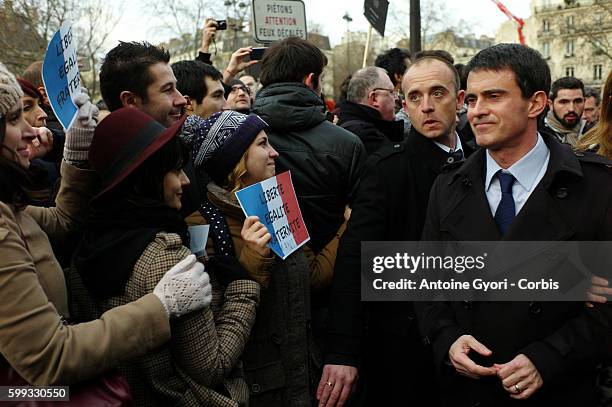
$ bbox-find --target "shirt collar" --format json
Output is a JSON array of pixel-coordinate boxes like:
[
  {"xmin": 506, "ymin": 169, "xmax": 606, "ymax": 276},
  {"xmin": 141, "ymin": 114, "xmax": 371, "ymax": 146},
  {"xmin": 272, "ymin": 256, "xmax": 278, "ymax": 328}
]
[
  {"xmin": 434, "ymin": 132, "xmax": 463, "ymax": 153},
  {"xmin": 485, "ymin": 133, "xmax": 549, "ymax": 191}
]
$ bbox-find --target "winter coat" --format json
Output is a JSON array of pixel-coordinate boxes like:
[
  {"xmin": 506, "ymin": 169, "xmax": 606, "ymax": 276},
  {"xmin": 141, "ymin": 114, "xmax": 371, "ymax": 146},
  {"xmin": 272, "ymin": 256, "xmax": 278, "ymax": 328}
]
[
  {"xmin": 417, "ymin": 135, "xmax": 612, "ymax": 406},
  {"xmin": 252, "ymin": 82, "xmax": 366, "ymax": 253},
  {"xmin": 0, "ymin": 162, "xmax": 171, "ymax": 385},
  {"xmin": 187, "ymin": 183, "xmax": 344, "ymax": 406},
  {"xmin": 337, "ymin": 100, "xmax": 404, "ymax": 155},
  {"xmin": 69, "ymin": 230, "xmax": 259, "ymax": 407},
  {"xmin": 325, "ymin": 127, "xmax": 476, "ymax": 405}
]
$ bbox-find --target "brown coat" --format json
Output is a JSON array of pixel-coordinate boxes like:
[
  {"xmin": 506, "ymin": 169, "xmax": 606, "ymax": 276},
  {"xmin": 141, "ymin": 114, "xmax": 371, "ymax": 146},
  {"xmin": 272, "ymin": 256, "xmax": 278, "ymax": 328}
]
[
  {"xmin": 186, "ymin": 183, "xmax": 345, "ymax": 290},
  {"xmin": 0, "ymin": 162, "xmax": 171, "ymax": 385},
  {"xmin": 71, "ymin": 232, "xmax": 259, "ymax": 407}
]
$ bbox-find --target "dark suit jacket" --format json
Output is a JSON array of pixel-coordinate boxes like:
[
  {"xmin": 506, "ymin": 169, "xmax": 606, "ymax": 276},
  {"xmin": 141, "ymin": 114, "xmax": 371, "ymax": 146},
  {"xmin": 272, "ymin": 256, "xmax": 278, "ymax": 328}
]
[
  {"xmin": 325, "ymin": 127, "xmax": 476, "ymax": 404},
  {"xmin": 416, "ymin": 135, "xmax": 612, "ymax": 406}
]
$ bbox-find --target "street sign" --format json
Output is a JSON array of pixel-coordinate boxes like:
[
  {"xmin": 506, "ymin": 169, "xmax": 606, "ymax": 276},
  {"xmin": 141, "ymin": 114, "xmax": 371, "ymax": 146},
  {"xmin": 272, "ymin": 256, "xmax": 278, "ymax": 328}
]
[
  {"xmin": 364, "ymin": 0, "xmax": 389, "ymax": 37},
  {"xmin": 252, "ymin": 0, "xmax": 307, "ymax": 44}
]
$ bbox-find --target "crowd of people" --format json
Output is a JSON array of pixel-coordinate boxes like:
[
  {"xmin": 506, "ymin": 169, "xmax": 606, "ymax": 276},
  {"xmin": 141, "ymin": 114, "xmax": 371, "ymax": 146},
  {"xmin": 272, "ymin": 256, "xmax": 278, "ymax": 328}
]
[{"xmin": 0, "ymin": 17, "xmax": 611, "ymax": 407}]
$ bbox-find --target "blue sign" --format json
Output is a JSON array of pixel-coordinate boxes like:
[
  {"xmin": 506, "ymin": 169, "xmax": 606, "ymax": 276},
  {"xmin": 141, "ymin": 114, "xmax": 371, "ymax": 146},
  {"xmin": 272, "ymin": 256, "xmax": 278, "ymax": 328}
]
[{"xmin": 42, "ymin": 23, "xmax": 80, "ymax": 130}]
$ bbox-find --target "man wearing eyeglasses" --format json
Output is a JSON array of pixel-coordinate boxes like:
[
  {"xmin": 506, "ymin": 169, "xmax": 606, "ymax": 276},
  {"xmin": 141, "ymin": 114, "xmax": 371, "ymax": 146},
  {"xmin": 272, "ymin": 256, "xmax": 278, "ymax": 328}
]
[
  {"xmin": 225, "ymin": 79, "xmax": 251, "ymax": 114},
  {"xmin": 337, "ymin": 66, "xmax": 405, "ymax": 155}
]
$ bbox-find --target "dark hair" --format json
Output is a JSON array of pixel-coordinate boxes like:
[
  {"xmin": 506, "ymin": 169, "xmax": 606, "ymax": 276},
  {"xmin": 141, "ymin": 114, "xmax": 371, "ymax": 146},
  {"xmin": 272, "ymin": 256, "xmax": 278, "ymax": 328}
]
[
  {"xmin": 260, "ymin": 37, "xmax": 328, "ymax": 87},
  {"xmin": 374, "ymin": 48, "xmax": 411, "ymax": 87},
  {"xmin": 338, "ymin": 74, "xmax": 352, "ymax": 104},
  {"xmin": 584, "ymin": 87, "xmax": 601, "ymax": 105},
  {"xmin": 0, "ymin": 116, "xmax": 49, "ymax": 206},
  {"xmin": 550, "ymin": 76, "xmax": 584, "ymax": 101},
  {"xmin": 454, "ymin": 63, "xmax": 467, "ymax": 91},
  {"xmin": 171, "ymin": 60, "xmax": 222, "ymax": 104},
  {"xmin": 96, "ymin": 136, "xmax": 190, "ymax": 207},
  {"xmin": 100, "ymin": 41, "xmax": 170, "ymax": 111},
  {"xmin": 411, "ymin": 50, "xmax": 460, "ymax": 93},
  {"xmin": 465, "ymin": 43, "xmax": 551, "ymax": 99}
]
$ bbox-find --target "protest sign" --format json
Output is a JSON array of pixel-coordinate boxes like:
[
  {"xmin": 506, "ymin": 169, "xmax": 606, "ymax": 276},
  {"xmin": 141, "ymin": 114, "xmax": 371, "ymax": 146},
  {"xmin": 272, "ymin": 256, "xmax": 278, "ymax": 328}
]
[
  {"xmin": 364, "ymin": 0, "xmax": 389, "ymax": 37},
  {"xmin": 42, "ymin": 22, "xmax": 80, "ymax": 130},
  {"xmin": 235, "ymin": 171, "xmax": 310, "ymax": 260},
  {"xmin": 189, "ymin": 225, "xmax": 210, "ymax": 258}
]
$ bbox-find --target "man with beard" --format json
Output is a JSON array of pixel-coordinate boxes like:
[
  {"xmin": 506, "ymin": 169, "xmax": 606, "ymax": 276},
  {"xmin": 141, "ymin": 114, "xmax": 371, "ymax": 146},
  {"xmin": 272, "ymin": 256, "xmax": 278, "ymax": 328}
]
[
  {"xmin": 318, "ymin": 50, "xmax": 475, "ymax": 407},
  {"xmin": 542, "ymin": 76, "xmax": 586, "ymax": 146}
]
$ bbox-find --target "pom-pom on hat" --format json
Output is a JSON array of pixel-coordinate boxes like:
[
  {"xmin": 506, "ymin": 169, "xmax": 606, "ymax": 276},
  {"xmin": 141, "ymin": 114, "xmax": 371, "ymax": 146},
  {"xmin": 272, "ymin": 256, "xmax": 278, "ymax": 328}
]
[{"xmin": 181, "ymin": 110, "xmax": 268, "ymax": 185}]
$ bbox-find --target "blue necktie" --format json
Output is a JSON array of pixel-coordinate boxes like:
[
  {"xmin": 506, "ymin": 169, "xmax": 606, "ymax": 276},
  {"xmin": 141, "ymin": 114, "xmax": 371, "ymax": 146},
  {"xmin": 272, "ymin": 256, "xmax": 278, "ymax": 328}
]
[{"xmin": 494, "ymin": 171, "xmax": 516, "ymax": 236}]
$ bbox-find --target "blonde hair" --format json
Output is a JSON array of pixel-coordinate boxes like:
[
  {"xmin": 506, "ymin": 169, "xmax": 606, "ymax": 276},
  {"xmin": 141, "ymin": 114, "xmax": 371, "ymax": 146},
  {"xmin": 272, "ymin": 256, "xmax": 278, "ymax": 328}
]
[
  {"xmin": 576, "ymin": 70, "xmax": 612, "ymax": 159},
  {"xmin": 224, "ymin": 152, "xmax": 249, "ymax": 194}
]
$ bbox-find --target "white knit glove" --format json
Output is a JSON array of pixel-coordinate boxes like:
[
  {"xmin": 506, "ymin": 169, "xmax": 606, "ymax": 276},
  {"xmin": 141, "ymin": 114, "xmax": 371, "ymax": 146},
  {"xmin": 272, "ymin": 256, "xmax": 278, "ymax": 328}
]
[
  {"xmin": 153, "ymin": 254, "xmax": 212, "ymax": 318},
  {"xmin": 73, "ymin": 88, "xmax": 99, "ymax": 129}
]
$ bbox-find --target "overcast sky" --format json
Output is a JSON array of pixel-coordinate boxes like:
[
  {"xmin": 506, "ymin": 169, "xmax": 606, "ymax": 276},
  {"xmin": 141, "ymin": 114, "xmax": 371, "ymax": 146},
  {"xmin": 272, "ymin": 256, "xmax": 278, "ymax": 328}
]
[{"xmin": 105, "ymin": 0, "xmax": 532, "ymax": 51}]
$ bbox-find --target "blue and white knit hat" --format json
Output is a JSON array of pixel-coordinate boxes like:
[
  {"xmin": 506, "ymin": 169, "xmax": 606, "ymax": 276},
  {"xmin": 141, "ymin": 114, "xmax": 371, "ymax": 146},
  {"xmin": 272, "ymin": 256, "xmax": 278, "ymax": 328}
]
[{"xmin": 180, "ymin": 110, "xmax": 268, "ymax": 185}]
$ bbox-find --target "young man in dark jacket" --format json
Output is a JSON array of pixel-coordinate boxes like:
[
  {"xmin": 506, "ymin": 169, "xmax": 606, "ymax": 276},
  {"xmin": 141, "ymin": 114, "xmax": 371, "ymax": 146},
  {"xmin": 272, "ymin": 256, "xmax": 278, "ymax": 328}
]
[{"xmin": 251, "ymin": 37, "xmax": 366, "ymax": 254}]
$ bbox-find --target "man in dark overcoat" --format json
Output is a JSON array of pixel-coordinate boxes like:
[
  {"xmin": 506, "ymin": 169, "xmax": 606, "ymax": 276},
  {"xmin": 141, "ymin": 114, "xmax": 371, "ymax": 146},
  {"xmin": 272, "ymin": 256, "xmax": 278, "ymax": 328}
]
[
  {"xmin": 318, "ymin": 51, "xmax": 476, "ymax": 407},
  {"xmin": 416, "ymin": 43, "xmax": 612, "ymax": 407}
]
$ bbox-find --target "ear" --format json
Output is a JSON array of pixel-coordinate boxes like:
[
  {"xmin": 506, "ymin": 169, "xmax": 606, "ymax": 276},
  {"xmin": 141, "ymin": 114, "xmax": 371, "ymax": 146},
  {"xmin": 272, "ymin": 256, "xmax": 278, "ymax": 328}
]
[
  {"xmin": 367, "ymin": 89, "xmax": 378, "ymax": 108},
  {"xmin": 119, "ymin": 91, "xmax": 138, "ymax": 108},
  {"xmin": 394, "ymin": 73, "xmax": 403, "ymax": 88},
  {"xmin": 529, "ymin": 91, "xmax": 548, "ymax": 118},
  {"xmin": 456, "ymin": 90, "xmax": 465, "ymax": 111},
  {"xmin": 303, "ymin": 73, "xmax": 315, "ymax": 89},
  {"xmin": 547, "ymin": 98, "xmax": 553, "ymax": 110}
]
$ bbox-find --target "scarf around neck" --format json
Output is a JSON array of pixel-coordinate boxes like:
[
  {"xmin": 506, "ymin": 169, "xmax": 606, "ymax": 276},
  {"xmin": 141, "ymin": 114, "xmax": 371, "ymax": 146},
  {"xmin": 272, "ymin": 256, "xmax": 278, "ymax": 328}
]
[{"xmin": 73, "ymin": 203, "xmax": 189, "ymax": 300}]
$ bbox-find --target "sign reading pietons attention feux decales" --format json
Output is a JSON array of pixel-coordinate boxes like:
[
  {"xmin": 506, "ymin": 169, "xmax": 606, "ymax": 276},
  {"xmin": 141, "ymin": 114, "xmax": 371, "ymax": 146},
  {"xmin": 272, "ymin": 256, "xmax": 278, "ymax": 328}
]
[{"xmin": 252, "ymin": 0, "xmax": 307, "ymax": 43}]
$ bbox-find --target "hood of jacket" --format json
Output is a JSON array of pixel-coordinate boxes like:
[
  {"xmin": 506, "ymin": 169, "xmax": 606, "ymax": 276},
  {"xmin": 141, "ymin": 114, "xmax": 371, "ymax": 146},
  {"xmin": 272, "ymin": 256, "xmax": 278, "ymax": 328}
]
[{"xmin": 252, "ymin": 82, "xmax": 327, "ymax": 132}]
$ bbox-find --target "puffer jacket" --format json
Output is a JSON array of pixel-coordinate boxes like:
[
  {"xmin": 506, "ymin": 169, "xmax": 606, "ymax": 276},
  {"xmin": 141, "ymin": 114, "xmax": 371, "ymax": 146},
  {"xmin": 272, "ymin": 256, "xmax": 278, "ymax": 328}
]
[{"xmin": 252, "ymin": 83, "xmax": 366, "ymax": 253}]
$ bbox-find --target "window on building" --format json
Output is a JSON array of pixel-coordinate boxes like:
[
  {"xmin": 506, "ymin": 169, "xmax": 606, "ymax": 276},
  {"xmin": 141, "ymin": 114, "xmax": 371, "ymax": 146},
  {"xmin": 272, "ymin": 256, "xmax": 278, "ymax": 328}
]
[
  {"xmin": 565, "ymin": 39, "xmax": 575, "ymax": 56},
  {"xmin": 594, "ymin": 64, "xmax": 603, "ymax": 80},
  {"xmin": 542, "ymin": 19, "xmax": 550, "ymax": 32},
  {"xmin": 566, "ymin": 66, "xmax": 575, "ymax": 77},
  {"xmin": 542, "ymin": 42, "xmax": 550, "ymax": 58},
  {"xmin": 566, "ymin": 15, "xmax": 574, "ymax": 28}
]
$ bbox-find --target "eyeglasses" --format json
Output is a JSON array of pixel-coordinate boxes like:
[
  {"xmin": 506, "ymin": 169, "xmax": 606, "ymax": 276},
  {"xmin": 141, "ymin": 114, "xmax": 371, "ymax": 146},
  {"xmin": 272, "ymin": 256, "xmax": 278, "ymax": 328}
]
[
  {"xmin": 230, "ymin": 84, "xmax": 251, "ymax": 95},
  {"xmin": 370, "ymin": 87, "xmax": 398, "ymax": 97}
]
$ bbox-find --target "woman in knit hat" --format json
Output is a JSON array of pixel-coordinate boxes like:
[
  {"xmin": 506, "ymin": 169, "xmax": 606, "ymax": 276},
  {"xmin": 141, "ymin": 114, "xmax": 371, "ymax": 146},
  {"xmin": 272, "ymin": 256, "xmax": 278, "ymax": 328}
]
[
  {"xmin": 182, "ymin": 111, "xmax": 346, "ymax": 406},
  {"xmin": 0, "ymin": 62, "xmax": 210, "ymax": 388},
  {"xmin": 71, "ymin": 107, "xmax": 258, "ymax": 406}
]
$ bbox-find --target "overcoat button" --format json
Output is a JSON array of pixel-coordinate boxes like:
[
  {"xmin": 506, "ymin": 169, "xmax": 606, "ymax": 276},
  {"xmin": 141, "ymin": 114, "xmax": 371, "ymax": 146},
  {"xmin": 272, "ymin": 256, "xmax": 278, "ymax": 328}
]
[
  {"xmin": 529, "ymin": 302, "xmax": 542, "ymax": 315},
  {"xmin": 556, "ymin": 188, "xmax": 568, "ymax": 199},
  {"xmin": 252, "ymin": 383, "xmax": 261, "ymax": 393},
  {"xmin": 575, "ymin": 152, "xmax": 584, "ymax": 157},
  {"xmin": 463, "ymin": 301, "xmax": 472, "ymax": 309},
  {"xmin": 447, "ymin": 157, "xmax": 455, "ymax": 164}
]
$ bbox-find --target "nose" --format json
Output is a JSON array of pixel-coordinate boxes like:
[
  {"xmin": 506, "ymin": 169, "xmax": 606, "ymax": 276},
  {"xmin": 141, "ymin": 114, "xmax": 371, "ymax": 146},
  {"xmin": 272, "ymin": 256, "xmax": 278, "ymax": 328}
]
[
  {"xmin": 174, "ymin": 90, "xmax": 187, "ymax": 107},
  {"xmin": 37, "ymin": 105, "xmax": 48, "ymax": 121},
  {"xmin": 179, "ymin": 169, "xmax": 190, "ymax": 187},
  {"xmin": 468, "ymin": 97, "xmax": 488, "ymax": 119},
  {"xmin": 270, "ymin": 146, "xmax": 279, "ymax": 159},
  {"xmin": 421, "ymin": 94, "xmax": 434, "ymax": 113},
  {"xmin": 21, "ymin": 121, "xmax": 37, "ymax": 141}
]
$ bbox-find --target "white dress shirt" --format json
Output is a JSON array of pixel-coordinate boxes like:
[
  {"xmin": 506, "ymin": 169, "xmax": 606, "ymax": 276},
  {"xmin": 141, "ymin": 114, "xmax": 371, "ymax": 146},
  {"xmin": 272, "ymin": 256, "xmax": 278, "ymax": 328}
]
[
  {"xmin": 485, "ymin": 133, "xmax": 550, "ymax": 216},
  {"xmin": 434, "ymin": 132, "xmax": 463, "ymax": 154}
]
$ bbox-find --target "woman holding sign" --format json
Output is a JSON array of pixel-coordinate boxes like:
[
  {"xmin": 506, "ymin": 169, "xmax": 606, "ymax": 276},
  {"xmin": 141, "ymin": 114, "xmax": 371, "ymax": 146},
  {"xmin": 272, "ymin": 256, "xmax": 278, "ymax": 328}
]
[
  {"xmin": 70, "ymin": 107, "xmax": 260, "ymax": 406},
  {"xmin": 0, "ymin": 63, "xmax": 210, "ymax": 388},
  {"xmin": 181, "ymin": 110, "xmax": 346, "ymax": 406}
]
